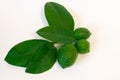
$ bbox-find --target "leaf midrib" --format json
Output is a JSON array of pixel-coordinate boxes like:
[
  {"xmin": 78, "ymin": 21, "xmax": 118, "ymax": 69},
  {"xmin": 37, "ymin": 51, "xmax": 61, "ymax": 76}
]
[
  {"xmin": 40, "ymin": 31, "xmax": 75, "ymax": 41},
  {"xmin": 49, "ymin": 3, "xmax": 63, "ymax": 27}
]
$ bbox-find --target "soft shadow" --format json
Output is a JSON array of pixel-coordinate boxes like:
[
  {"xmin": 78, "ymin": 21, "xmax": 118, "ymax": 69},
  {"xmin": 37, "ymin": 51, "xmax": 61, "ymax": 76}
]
[
  {"xmin": 75, "ymin": 54, "xmax": 89, "ymax": 64},
  {"xmin": 88, "ymin": 25, "xmax": 98, "ymax": 52},
  {"xmin": 40, "ymin": 5, "xmax": 48, "ymax": 26},
  {"xmin": 54, "ymin": 43, "xmax": 64, "ymax": 50},
  {"xmin": 67, "ymin": 9, "xmax": 84, "ymax": 28},
  {"xmin": 76, "ymin": 25, "xmax": 98, "ymax": 63}
]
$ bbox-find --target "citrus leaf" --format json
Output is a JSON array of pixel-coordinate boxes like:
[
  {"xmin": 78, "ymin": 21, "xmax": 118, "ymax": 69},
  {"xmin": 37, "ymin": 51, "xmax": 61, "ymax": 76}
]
[
  {"xmin": 5, "ymin": 39, "xmax": 57, "ymax": 74},
  {"xmin": 37, "ymin": 26, "xmax": 76, "ymax": 43},
  {"xmin": 5, "ymin": 39, "xmax": 48, "ymax": 67},
  {"xmin": 26, "ymin": 42, "xmax": 57, "ymax": 74},
  {"xmin": 45, "ymin": 2, "xmax": 74, "ymax": 30}
]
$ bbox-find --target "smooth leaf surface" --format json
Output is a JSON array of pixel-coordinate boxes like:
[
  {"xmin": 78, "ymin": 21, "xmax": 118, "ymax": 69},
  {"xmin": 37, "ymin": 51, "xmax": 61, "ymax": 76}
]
[
  {"xmin": 45, "ymin": 2, "xmax": 74, "ymax": 30},
  {"xmin": 26, "ymin": 42, "xmax": 57, "ymax": 74},
  {"xmin": 5, "ymin": 39, "xmax": 48, "ymax": 67},
  {"xmin": 37, "ymin": 26, "xmax": 76, "ymax": 43},
  {"xmin": 5, "ymin": 39, "xmax": 57, "ymax": 74}
]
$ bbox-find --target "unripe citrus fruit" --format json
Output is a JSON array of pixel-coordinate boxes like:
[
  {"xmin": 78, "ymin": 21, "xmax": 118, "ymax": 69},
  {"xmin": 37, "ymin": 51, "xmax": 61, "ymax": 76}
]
[
  {"xmin": 74, "ymin": 27, "xmax": 91, "ymax": 40},
  {"xmin": 57, "ymin": 44, "xmax": 78, "ymax": 68},
  {"xmin": 76, "ymin": 39, "xmax": 90, "ymax": 53}
]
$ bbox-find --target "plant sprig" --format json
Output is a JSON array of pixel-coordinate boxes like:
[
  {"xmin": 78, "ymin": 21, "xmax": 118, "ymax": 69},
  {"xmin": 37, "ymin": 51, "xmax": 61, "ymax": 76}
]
[{"xmin": 5, "ymin": 2, "xmax": 91, "ymax": 74}]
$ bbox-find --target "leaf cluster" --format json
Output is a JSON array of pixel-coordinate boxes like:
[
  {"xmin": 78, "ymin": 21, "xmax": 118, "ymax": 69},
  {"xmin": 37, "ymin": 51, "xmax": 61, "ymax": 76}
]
[{"xmin": 5, "ymin": 2, "xmax": 91, "ymax": 74}]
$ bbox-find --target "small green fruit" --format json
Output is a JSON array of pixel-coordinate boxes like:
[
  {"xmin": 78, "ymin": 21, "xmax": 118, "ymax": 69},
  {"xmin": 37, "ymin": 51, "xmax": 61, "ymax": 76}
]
[
  {"xmin": 76, "ymin": 39, "xmax": 90, "ymax": 54},
  {"xmin": 57, "ymin": 44, "xmax": 78, "ymax": 68},
  {"xmin": 74, "ymin": 27, "xmax": 91, "ymax": 40}
]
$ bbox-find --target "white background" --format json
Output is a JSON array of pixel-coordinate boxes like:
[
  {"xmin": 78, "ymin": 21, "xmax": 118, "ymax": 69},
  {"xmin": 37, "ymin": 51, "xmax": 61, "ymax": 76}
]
[{"xmin": 0, "ymin": 0, "xmax": 120, "ymax": 80}]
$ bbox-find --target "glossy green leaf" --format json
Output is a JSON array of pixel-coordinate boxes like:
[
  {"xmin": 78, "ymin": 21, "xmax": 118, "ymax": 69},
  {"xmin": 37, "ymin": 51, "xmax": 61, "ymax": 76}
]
[
  {"xmin": 5, "ymin": 39, "xmax": 57, "ymax": 74},
  {"xmin": 37, "ymin": 26, "xmax": 76, "ymax": 43},
  {"xmin": 5, "ymin": 39, "xmax": 48, "ymax": 67},
  {"xmin": 26, "ymin": 42, "xmax": 57, "ymax": 74},
  {"xmin": 45, "ymin": 2, "xmax": 74, "ymax": 30}
]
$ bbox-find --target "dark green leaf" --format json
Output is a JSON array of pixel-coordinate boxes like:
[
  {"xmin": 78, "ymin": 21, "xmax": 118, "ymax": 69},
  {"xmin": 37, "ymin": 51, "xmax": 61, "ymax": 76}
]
[
  {"xmin": 26, "ymin": 42, "xmax": 57, "ymax": 74},
  {"xmin": 5, "ymin": 39, "xmax": 48, "ymax": 67},
  {"xmin": 45, "ymin": 2, "xmax": 74, "ymax": 30},
  {"xmin": 37, "ymin": 26, "xmax": 76, "ymax": 43},
  {"xmin": 5, "ymin": 39, "xmax": 57, "ymax": 74}
]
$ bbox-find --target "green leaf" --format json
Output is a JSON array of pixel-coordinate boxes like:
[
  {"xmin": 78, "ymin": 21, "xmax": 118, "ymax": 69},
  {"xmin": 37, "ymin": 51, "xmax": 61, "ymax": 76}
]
[
  {"xmin": 45, "ymin": 2, "xmax": 74, "ymax": 30},
  {"xmin": 5, "ymin": 39, "xmax": 48, "ymax": 67},
  {"xmin": 26, "ymin": 42, "xmax": 57, "ymax": 74},
  {"xmin": 37, "ymin": 26, "xmax": 76, "ymax": 43},
  {"xmin": 5, "ymin": 39, "xmax": 57, "ymax": 74}
]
